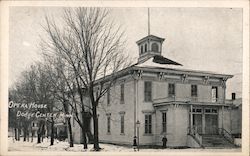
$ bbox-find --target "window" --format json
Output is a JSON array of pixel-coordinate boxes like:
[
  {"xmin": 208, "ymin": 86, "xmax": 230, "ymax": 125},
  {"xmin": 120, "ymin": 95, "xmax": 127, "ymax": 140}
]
[
  {"xmin": 144, "ymin": 44, "xmax": 148, "ymax": 52},
  {"xmin": 162, "ymin": 112, "xmax": 167, "ymax": 133},
  {"xmin": 107, "ymin": 115, "xmax": 111, "ymax": 133},
  {"xmin": 152, "ymin": 43, "xmax": 159, "ymax": 52},
  {"xmin": 140, "ymin": 46, "xmax": 143, "ymax": 54},
  {"xmin": 107, "ymin": 89, "xmax": 110, "ymax": 105},
  {"xmin": 212, "ymin": 109, "xmax": 217, "ymax": 113},
  {"xmin": 168, "ymin": 83, "xmax": 175, "ymax": 97},
  {"xmin": 191, "ymin": 85, "xmax": 198, "ymax": 97},
  {"xmin": 144, "ymin": 81, "xmax": 152, "ymax": 102},
  {"xmin": 120, "ymin": 84, "xmax": 124, "ymax": 104},
  {"xmin": 145, "ymin": 114, "xmax": 152, "ymax": 134},
  {"xmin": 192, "ymin": 108, "xmax": 202, "ymax": 113},
  {"xmin": 120, "ymin": 115, "xmax": 125, "ymax": 134},
  {"xmin": 211, "ymin": 86, "xmax": 218, "ymax": 102},
  {"xmin": 205, "ymin": 108, "xmax": 218, "ymax": 114},
  {"xmin": 205, "ymin": 109, "xmax": 211, "ymax": 113}
]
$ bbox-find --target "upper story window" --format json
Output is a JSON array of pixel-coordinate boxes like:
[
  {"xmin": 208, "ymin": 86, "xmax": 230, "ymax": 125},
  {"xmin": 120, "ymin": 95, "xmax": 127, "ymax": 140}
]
[
  {"xmin": 152, "ymin": 43, "xmax": 159, "ymax": 52},
  {"xmin": 211, "ymin": 86, "xmax": 218, "ymax": 102},
  {"xmin": 145, "ymin": 114, "xmax": 152, "ymax": 134},
  {"xmin": 120, "ymin": 84, "xmax": 124, "ymax": 104},
  {"xmin": 144, "ymin": 81, "xmax": 152, "ymax": 102},
  {"xmin": 144, "ymin": 44, "xmax": 148, "ymax": 52},
  {"xmin": 168, "ymin": 83, "xmax": 175, "ymax": 97},
  {"xmin": 191, "ymin": 85, "xmax": 198, "ymax": 97},
  {"xmin": 107, "ymin": 89, "xmax": 110, "ymax": 105}
]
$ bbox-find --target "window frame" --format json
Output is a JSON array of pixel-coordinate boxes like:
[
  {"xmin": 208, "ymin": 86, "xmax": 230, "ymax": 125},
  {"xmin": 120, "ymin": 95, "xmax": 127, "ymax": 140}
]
[
  {"xmin": 211, "ymin": 86, "xmax": 218, "ymax": 102},
  {"xmin": 168, "ymin": 83, "xmax": 175, "ymax": 97},
  {"xmin": 162, "ymin": 112, "xmax": 167, "ymax": 133},
  {"xmin": 145, "ymin": 114, "xmax": 152, "ymax": 134},
  {"xmin": 140, "ymin": 45, "xmax": 144, "ymax": 54},
  {"xmin": 152, "ymin": 43, "xmax": 159, "ymax": 52},
  {"xmin": 107, "ymin": 115, "xmax": 111, "ymax": 134},
  {"xmin": 120, "ymin": 115, "xmax": 125, "ymax": 134},
  {"xmin": 107, "ymin": 89, "xmax": 110, "ymax": 106},
  {"xmin": 191, "ymin": 84, "xmax": 198, "ymax": 97},
  {"xmin": 144, "ymin": 43, "xmax": 148, "ymax": 52},
  {"xmin": 144, "ymin": 81, "xmax": 152, "ymax": 102},
  {"xmin": 120, "ymin": 83, "xmax": 125, "ymax": 104}
]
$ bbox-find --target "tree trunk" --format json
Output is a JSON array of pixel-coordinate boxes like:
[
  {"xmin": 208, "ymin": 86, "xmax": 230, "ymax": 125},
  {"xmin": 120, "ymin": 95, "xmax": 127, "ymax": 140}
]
[
  {"xmin": 81, "ymin": 113, "xmax": 88, "ymax": 149},
  {"xmin": 67, "ymin": 118, "xmax": 74, "ymax": 147},
  {"xmin": 23, "ymin": 128, "xmax": 27, "ymax": 142},
  {"xmin": 37, "ymin": 133, "xmax": 41, "ymax": 143},
  {"xmin": 92, "ymin": 105, "xmax": 100, "ymax": 151},
  {"xmin": 27, "ymin": 129, "xmax": 29, "ymax": 142},
  {"xmin": 17, "ymin": 128, "xmax": 21, "ymax": 141},
  {"xmin": 50, "ymin": 118, "xmax": 54, "ymax": 146},
  {"xmin": 37, "ymin": 133, "xmax": 41, "ymax": 144},
  {"xmin": 14, "ymin": 128, "xmax": 17, "ymax": 140},
  {"xmin": 31, "ymin": 131, "xmax": 34, "ymax": 142}
]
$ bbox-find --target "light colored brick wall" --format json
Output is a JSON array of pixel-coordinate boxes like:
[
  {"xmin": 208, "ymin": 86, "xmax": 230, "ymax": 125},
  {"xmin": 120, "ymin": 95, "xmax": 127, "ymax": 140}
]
[{"xmin": 98, "ymin": 78, "xmax": 136, "ymax": 145}]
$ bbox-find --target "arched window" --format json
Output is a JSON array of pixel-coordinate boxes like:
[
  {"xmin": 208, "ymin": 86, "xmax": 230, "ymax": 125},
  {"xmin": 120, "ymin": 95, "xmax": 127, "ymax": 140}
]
[
  {"xmin": 152, "ymin": 43, "xmax": 159, "ymax": 52},
  {"xmin": 140, "ymin": 46, "xmax": 143, "ymax": 54},
  {"xmin": 144, "ymin": 44, "xmax": 147, "ymax": 52}
]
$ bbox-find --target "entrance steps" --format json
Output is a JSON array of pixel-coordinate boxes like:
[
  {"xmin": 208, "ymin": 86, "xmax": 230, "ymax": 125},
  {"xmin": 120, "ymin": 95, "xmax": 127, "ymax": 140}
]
[{"xmin": 202, "ymin": 135, "xmax": 236, "ymax": 148}]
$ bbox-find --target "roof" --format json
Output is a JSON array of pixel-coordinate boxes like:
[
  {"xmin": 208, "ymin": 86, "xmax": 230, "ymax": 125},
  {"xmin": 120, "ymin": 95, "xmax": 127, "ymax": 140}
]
[
  {"xmin": 152, "ymin": 55, "xmax": 182, "ymax": 65},
  {"xmin": 94, "ymin": 55, "xmax": 233, "ymax": 84},
  {"xmin": 135, "ymin": 56, "xmax": 233, "ymax": 78},
  {"xmin": 136, "ymin": 35, "xmax": 165, "ymax": 45}
]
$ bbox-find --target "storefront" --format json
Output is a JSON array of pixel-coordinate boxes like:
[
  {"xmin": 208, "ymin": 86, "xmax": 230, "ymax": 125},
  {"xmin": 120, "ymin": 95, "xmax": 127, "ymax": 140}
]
[{"xmin": 191, "ymin": 106, "xmax": 219, "ymax": 135}]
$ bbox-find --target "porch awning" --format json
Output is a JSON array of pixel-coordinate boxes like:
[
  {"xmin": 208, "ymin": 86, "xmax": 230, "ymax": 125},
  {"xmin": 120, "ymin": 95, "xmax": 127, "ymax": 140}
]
[{"xmin": 153, "ymin": 97, "xmax": 232, "ymax": 107}]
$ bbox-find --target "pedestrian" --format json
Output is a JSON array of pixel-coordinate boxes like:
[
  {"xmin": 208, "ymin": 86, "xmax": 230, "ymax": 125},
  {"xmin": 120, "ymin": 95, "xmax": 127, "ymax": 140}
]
[
  {"xmin": 162, "ymin": 135, "xmax": 167, "ymax": 148},
  {"xmin": 133, "ymin": 136, "xmax": 137, "ymax": 151}
]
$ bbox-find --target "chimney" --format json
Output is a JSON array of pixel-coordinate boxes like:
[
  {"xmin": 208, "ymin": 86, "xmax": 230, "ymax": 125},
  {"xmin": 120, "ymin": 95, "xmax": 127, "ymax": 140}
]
[{"xmin": 232, "ymin": 93, "xmax": 236, "ymax": 100}]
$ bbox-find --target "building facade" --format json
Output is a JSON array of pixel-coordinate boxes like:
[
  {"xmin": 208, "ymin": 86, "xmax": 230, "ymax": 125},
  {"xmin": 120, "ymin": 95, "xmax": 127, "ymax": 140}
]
[
  {"xmin": 95, "ymin": 35, "xmax": 235, "ymax": 148},
  {"xmin": 72, "ymin": 34, "xmax": 236, "ymax": 148}
]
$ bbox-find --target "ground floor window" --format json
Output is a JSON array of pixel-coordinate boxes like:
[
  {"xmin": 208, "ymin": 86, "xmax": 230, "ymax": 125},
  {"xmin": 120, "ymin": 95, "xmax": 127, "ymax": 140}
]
[
  {"xmin": 120, "ymin": 115, "xmax": 125, "ymax": 134},
  {"xmin": 145, "ymin": 114, "xmax": 152, "ymax": 134},
  {"xmin": 107, "ymin": 115, "xmax": 111, "ymax": 134},
  {"xmin": 162, "ymin": 112, "xmax": 167, "ymax": 133}
]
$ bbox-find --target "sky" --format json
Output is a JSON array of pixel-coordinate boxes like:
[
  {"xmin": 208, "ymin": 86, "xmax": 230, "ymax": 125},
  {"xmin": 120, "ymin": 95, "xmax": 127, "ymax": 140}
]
[{"xmin": 9, "ymin": 7, "xmax": 243, "ymax": 99}]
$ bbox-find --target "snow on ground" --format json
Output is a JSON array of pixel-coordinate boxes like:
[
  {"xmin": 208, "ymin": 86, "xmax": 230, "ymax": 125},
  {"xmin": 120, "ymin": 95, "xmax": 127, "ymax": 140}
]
[{"xmin": 8, "ymin": 137, "xmax": 241, "ymax": 152}]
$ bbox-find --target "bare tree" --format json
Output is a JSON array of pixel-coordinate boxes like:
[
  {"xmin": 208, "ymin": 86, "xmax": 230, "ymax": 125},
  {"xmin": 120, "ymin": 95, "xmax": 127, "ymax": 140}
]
[
  {"xmin": 41, "ymin": 7, "xmax": 131, "ymax": 150},
  {"xmin": 8, "ymin": 63, "xmax": 54, "ymax": 144},
  {"xmin": 42, "ymin": 56, "xmax": 75, "ymax": 147}
]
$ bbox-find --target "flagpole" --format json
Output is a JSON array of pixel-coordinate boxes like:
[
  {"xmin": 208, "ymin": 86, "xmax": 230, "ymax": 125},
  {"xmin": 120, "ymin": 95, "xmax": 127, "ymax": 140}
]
[{"xmin": 148, "ymin": 8, "xmax": 150, "ymax": 36}]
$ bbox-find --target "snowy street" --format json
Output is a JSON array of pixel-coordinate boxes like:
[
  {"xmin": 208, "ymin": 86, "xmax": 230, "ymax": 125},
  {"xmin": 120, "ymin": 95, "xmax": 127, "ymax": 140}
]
[{"xmin": 8, "ymin": 137, "xmax": 241, "ymax": 152}]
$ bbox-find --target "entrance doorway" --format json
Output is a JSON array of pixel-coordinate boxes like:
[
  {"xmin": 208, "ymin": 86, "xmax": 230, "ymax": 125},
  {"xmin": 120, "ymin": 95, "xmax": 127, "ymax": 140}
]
[
  {"xmin": 205, "ymin": 114, "xmax": 218, "ymax": 134},
  {"xmin": 193, "ymin": 114, "xmax": 202, "ymax": 134},
  {"xmin": 191, "ymin": 107, "xmax": 218, "ymax": 135}
]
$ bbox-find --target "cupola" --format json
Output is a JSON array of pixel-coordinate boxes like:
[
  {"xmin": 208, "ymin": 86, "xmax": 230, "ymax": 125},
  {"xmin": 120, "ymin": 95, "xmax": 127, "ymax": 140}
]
[{"xmin": 136, "ymin": 35, "xmax": 165, "ymax": 63}]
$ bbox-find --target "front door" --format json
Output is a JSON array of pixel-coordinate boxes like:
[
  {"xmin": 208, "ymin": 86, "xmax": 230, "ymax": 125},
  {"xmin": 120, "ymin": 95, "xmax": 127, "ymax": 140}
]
[
  {"xmin": 193, "ymin": 114, "xmax": 202, "ymax": 134},
  {"xmin": 205, "ymin": 114, "xmax": 218, "ymax": 134}
]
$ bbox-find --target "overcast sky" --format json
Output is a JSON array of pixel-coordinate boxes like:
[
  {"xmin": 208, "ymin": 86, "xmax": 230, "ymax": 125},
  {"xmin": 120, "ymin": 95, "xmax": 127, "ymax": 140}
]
[{"xmin": 9, "ymin": 7, "xmax": 242, "ymax": 99}]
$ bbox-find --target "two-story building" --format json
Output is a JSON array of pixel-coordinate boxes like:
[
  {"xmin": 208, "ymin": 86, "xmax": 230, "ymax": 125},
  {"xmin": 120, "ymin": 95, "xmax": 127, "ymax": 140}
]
[{"xmin": 95, "ymin": 34, "xmax": 236, "ymax": 148}]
